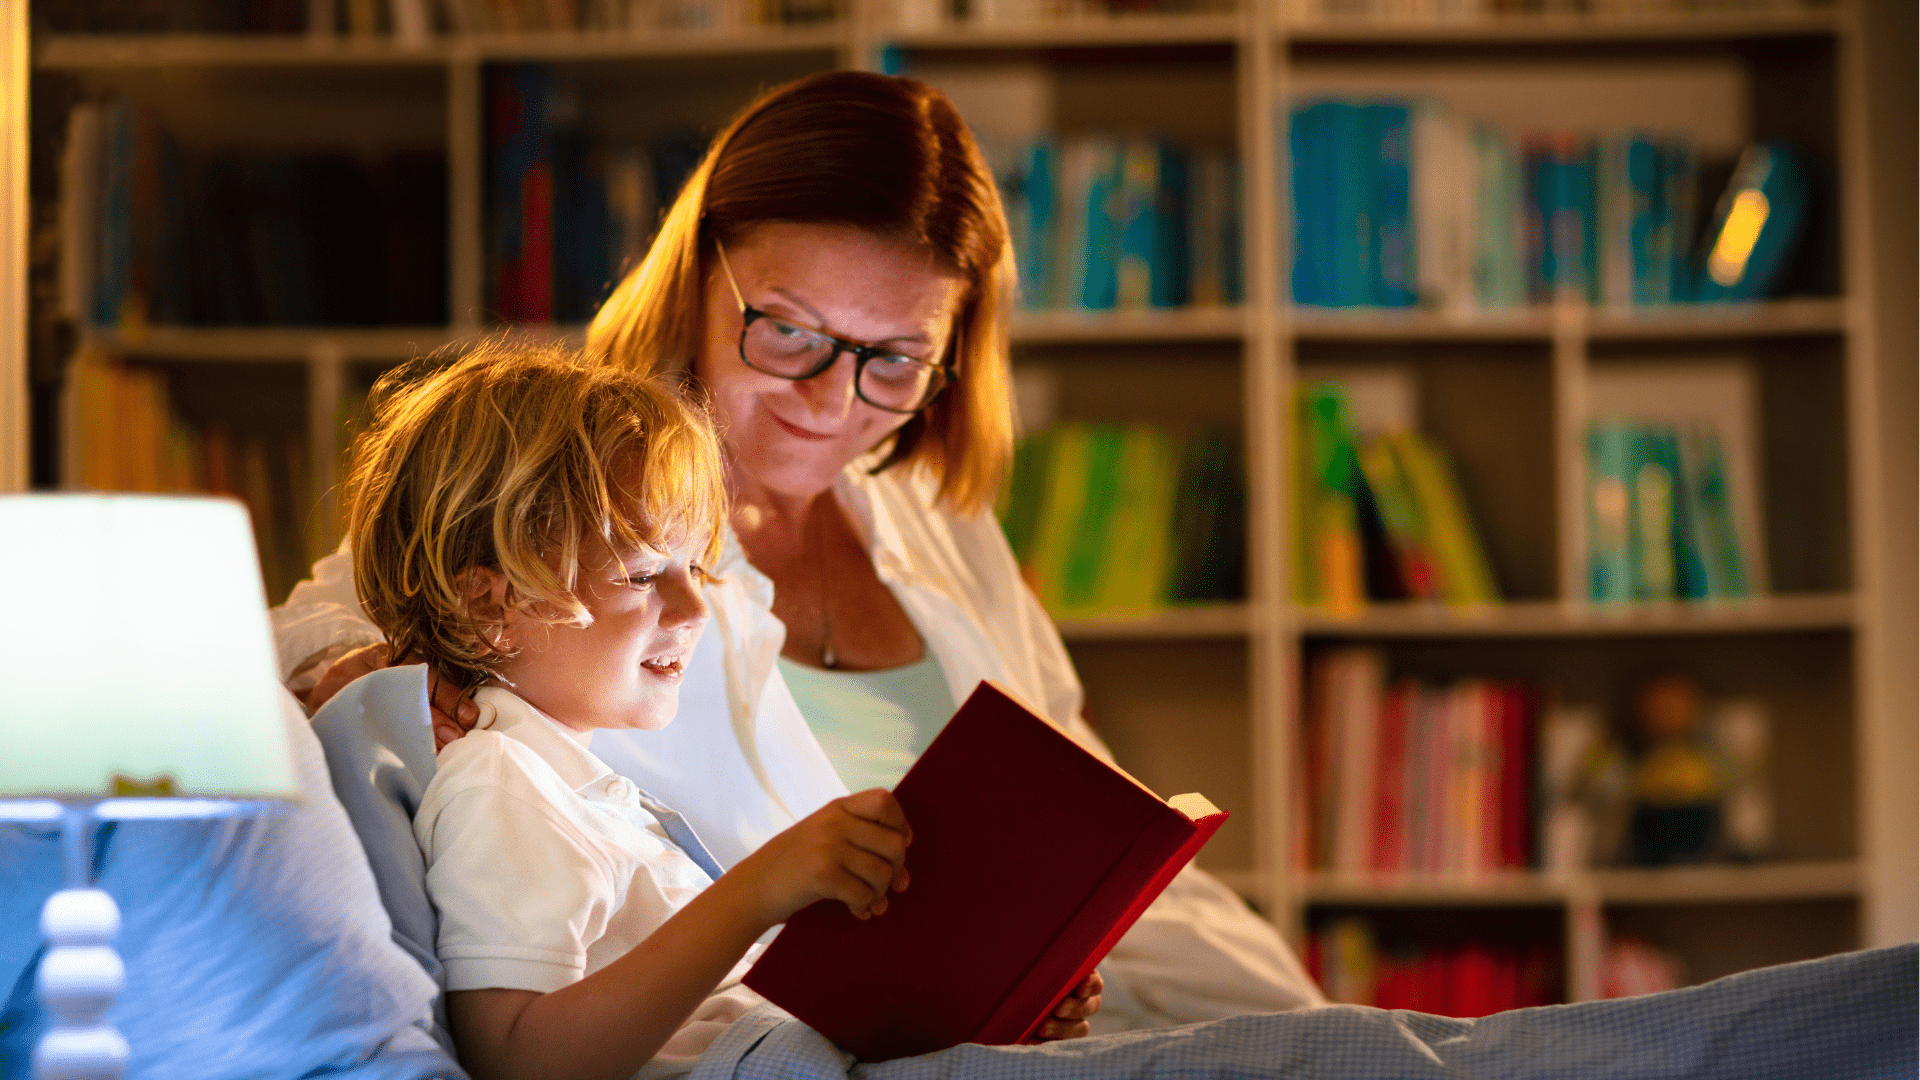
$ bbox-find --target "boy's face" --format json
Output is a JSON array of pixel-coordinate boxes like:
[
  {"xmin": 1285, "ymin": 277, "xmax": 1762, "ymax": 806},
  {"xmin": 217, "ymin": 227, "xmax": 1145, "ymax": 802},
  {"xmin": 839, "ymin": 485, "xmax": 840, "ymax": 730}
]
[{"xmin": 495, "ymin": 531, "xmax": 710, "ymax": 737}]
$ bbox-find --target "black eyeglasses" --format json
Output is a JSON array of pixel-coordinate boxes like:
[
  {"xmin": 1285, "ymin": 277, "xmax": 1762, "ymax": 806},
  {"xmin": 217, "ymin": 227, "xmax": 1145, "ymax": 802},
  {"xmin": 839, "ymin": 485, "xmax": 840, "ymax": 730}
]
[{"xmin": 715, "ymin": 241, "xmax": 956, "ymax": 415}]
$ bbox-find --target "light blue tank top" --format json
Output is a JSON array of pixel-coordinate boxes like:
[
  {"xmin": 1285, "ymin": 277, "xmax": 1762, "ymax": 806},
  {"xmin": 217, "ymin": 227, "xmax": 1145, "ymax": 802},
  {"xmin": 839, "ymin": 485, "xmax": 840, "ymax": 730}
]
[{"xmin": 778, "ymin": 652, "xmax": 956, "ymax": 793}]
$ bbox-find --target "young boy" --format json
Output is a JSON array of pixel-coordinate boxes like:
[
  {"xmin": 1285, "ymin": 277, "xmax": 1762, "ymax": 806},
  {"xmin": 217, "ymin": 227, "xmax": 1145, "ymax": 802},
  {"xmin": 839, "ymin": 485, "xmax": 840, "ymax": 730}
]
[{"xmin": 342, "ymin": 342, "xmax": 1093, "ymax": 1080}]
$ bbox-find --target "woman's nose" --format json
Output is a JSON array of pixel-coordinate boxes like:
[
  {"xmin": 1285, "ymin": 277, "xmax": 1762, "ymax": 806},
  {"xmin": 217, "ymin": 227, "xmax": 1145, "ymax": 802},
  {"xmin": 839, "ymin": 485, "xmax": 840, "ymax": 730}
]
[{"xmin": 795, "ymin": 351, "xmax": 858, "ymax": 418}]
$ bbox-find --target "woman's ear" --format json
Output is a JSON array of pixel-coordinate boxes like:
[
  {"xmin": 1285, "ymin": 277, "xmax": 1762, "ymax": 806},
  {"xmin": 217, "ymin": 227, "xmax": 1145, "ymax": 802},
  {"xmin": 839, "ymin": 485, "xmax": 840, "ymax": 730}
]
[{"xmin": 458, "ymin": 567, "xmax": 514, "ymax": 651}]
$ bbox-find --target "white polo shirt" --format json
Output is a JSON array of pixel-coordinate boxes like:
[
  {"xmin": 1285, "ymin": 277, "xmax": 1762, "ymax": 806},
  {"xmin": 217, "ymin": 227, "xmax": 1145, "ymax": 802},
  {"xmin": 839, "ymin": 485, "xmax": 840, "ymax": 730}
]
[{"xmin": 413, "ymin": 686, "xmax": 765, "ymax": 1078}]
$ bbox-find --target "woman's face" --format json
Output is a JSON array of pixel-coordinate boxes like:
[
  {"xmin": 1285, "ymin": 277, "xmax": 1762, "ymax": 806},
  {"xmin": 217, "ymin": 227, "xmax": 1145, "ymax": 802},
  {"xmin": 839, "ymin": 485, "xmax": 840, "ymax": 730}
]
[{"xmin": 695, "ymin": 221, "xmax": 967, "ymax": 503}]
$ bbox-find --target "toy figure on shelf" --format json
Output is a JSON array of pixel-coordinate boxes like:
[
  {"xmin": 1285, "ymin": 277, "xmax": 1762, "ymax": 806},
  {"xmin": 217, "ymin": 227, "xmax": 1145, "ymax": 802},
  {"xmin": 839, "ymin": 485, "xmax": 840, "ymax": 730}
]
[{"xmin": 1628, "ymin": 674, "xmax": 1722, "ymax": 866}]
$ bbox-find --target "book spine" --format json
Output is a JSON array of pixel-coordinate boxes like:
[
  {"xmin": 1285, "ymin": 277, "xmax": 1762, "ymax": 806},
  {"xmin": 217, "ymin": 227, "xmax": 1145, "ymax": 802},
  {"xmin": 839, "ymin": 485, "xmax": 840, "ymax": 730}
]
[
  {"xmin": 1150, "ymin": 141, "xmax": 1189, "ymax": 309},
  {"xmin": 1115, "ymin": 137, "xmax": 1158, "ymax": 310},
  {"xmin": 1586, "ymin": 421, "xmax": 1635, "ymax": 603},
  {"xmin": 1367, "ymin": 102, "xmax": 1416, "ymax": 308},
  {"xmin": 1626, "ymin": 135, "xmax": 1668, "ymax": 306},
  {"xmin": 1629, "ymin": 425, "xmax": 1679, "ymax": 601}
]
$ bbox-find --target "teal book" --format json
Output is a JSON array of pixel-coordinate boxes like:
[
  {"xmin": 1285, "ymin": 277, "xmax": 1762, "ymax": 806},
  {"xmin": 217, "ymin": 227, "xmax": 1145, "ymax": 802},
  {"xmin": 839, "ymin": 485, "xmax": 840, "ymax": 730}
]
[
  {"xmin": 1627, "ymin": 136, "xmax": 1670, "ymax": 306},
  {"xmin": 1076, "ymin": 141, "xmax": 1124, "ymax": 311},
  {"xmin": 1586, "ymin": 422, "xmax": 1635, "ymax": 604},
  {"xmin": 1472, "ymin": 126, "xmax": 1527, "ymax": 309},
  {"xmin": 1678, "ymin": 426, "xmax": 1751, "ymax": 599},
  {"xmin": 1661, "ymin": 142, "xmax": 1699, "ymax": 303},
  {"xmin": 1116, "ymin": 138, "xmax": 1159, "ymax": 310},
  {"xmin": 1151, "ymin": 141, "xmax": 1189, "ymax": 309},
  {"xmin": 1289, "ymin": 102, "xmax": 1338, "ymax": 306},
  {"xmin": 1691, "ymin": 142, "xmax": 1809, "ymax": 304},
  {"xmin": 1365, "ymin": 102, "xmax": 1416, "ymax": 308},
  {"xmin": 1330, "ymin": 102, "xmax": 1374, "ymax": 308}
]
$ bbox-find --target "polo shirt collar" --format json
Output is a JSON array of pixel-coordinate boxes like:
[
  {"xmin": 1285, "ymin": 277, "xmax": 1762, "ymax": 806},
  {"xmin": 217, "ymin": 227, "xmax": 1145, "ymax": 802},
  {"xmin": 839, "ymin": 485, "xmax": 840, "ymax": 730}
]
[{"xmin": 471, "ymin": 686, "xmax": 616, "ymax": 795}]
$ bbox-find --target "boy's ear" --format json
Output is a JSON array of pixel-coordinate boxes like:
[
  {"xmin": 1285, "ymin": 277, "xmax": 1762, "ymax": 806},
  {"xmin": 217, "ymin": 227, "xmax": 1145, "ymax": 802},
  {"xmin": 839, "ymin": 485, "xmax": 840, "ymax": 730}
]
[{"xmin": 458, "ymin": 567, "xmax": 513, "ymax": 649}]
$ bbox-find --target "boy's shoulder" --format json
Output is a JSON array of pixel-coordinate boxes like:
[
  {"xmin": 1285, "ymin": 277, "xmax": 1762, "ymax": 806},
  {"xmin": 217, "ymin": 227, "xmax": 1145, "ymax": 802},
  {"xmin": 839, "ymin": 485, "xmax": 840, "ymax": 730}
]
[{"xmin": 417, "ymin": 727, "xmax": 578, "ymax": 832}]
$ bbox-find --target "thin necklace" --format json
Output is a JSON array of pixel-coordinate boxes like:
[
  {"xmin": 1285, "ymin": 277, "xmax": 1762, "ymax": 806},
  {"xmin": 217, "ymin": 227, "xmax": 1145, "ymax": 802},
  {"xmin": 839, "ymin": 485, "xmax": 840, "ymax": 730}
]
[{"xmin": 812, "ymin": 500, "xmax": 837, "ymax": 669}]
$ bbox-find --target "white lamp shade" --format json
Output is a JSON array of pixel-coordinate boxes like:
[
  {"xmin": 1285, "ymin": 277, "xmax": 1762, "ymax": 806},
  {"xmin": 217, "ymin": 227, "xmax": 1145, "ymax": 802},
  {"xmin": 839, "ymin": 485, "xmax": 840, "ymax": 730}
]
[{"xmin": 0, "ymin": 494, "xmax": 299, "ymax": 802}]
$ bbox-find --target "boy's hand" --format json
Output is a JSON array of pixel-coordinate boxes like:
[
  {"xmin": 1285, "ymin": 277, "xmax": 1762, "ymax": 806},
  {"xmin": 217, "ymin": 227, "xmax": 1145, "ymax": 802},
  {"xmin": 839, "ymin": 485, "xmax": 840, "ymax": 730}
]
[
  {"xmin": 733, "ymin": 789, "xmax": 912, "ymax": 928},
  {"xmin": 1034, "ymin": 971, "xmax": 1103, "ymax": 1041}
]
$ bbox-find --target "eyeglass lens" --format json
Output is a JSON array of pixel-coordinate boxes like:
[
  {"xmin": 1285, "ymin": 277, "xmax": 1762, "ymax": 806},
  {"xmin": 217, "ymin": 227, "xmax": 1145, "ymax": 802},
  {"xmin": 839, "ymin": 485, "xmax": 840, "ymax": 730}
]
[{"xmin": 742, "ymin": 315, "xmax": 945, "ymax": 412}]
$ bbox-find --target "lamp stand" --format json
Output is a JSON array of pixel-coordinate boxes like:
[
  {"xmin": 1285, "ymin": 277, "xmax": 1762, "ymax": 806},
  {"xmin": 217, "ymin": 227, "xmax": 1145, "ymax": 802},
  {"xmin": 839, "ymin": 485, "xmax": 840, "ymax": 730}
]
[{"xmin": 32, "ymin": 805, "xmax": 127, "ymax": 1080}]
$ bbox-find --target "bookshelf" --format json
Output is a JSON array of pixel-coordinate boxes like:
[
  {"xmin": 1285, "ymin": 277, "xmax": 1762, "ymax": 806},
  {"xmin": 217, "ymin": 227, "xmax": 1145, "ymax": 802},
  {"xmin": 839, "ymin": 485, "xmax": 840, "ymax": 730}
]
[{"xmin": 26, "ymin": 0, "xmax": 1913, "ymax": 1010}]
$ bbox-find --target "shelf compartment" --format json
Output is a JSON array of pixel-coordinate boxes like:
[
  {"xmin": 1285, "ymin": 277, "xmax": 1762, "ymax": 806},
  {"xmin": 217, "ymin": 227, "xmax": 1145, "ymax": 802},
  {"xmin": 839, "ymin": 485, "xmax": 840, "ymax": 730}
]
[
  {"xmin": 78, "ymin": 326, "xmax": 467, "ymax": 361},
  {"xmin": 37, "ymin": 26, "xmax": 849, "ymax": 68},
  {"xmin": 1279, "ymin": 8, "xmax": 1840, "ymax": 46},
  {"xmin": 1302, "ymin": 860, "xmax": 1860, "ymax": 907},
  {"xmin": 1055, "ymin": 602, "xmax": 1252, "ymax": 640},
  {"xmin": 1012, "ymin": 306, "xmax": 1246, "ymax": 343},
  {"xmin": 883, "ymin": 12, "xmax": 1241, "ymax": 48},
  {"xmin": 1296, "ymin": 593, "xmax": 1855, "ymax": 638},
  {"xmin": 1288, "ymin": 299, "xmax": 1846, "ymax": 343}
]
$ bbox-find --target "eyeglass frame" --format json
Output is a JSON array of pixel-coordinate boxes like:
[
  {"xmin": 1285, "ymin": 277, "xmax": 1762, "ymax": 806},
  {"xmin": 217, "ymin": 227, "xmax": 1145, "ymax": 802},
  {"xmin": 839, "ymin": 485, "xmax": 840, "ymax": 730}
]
[{"xmin": 713, "ymin": 240, "xmax": 959, "ymax": 416}]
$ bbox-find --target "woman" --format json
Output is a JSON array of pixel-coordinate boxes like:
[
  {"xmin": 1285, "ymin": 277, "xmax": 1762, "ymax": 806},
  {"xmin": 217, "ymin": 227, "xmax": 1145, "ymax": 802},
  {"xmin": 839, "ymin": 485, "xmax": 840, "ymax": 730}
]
[{"xmin": 279, "ymin": 69, "xmax": 1321, "ymax": 1030}]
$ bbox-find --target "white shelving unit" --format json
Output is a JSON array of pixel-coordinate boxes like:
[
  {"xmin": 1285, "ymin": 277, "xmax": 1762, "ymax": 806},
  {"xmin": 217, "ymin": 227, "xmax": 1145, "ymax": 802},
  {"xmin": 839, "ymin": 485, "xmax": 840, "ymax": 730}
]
[{"xmin": 32, "ymin": 0, "xmax": 1911, "ymax": 1002}]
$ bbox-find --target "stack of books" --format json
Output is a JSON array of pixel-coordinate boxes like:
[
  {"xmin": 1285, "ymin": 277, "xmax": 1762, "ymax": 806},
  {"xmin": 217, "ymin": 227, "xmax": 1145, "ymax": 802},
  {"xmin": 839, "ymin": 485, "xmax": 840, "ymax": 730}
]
[
  {"xmin": 990, "ymin": 137, "xmax": 1244, "ymax": 314},
  {"xmin": 58, "ymin": 101, "xmax": 448, "ymax": 330},
  {"xmin": 1302, "ymin": 647, "xmax": 1534, "ymax": 878},
  {"xmin": 1293, "ymin": 379, "xmax": 1500, "ymax": 615},
  {"xmin": 486, "ymin": 64, "xmax": 708, "ymax": 324},
  {"xmin": 65, "ymin": 349, "xmax": 320, "ymax": 603},
  {"xmin": 1285, "ymin": 100, "xmax": 1810, "ymax": 311},
  {"xmin": 1308, "ymin": 917, "xmax": 1560, "ymax": 1017},
  {"xmin": 998, "ymin": 423, "xmax": 1245, "ymax": 620},
  {"xmin": 1586, "ymin": 420, "xmax": 1751, "ymax": 604}
]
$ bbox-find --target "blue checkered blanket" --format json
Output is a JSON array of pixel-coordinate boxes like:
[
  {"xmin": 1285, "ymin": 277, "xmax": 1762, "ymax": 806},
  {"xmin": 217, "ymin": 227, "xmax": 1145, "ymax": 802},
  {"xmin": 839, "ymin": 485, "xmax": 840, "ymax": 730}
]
[{"xmin": 693, "ymin": 944, "xmax": 1916, "ymax": 1080}]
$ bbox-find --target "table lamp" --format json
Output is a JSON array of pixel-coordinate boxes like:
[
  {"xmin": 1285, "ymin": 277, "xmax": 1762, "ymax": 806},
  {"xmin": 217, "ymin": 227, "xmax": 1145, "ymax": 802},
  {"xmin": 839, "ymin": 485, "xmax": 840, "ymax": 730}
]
[{"xmin": 0, "ymin": 494, "xmax": 300, "ymax": 1080}]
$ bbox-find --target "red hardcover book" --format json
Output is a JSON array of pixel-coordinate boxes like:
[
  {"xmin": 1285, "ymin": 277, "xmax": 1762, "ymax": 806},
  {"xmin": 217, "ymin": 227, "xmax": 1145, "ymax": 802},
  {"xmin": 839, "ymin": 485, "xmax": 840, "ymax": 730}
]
[{"xmin": 743, "ymin": 681, "xmax": 1228, "ymax": 1063}]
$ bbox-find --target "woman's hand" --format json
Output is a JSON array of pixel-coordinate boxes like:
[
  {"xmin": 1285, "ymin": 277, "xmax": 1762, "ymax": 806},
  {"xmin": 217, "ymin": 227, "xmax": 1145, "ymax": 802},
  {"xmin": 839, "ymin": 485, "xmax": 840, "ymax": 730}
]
[
  {"xmin": 1034, "ymin": 971, "xmax": 1103, "ymax": 1041},
  {"xmin": 722, "ymin": 789, "xmax": 912, "ymax": 929},
  {"xmin": 298, "ymin": 642, "xmax": 481, "ymax": 748}
]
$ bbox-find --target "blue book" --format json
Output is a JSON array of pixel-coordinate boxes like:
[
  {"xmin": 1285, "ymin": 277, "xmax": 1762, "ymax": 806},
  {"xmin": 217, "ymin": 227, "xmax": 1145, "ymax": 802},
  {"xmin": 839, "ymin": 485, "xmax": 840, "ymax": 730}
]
[
  {"xmin": 1289, "ymin": 102, "xmax": 1336, "ymax": 306},
  {"xmin": 1221, "ymin": 152, "xmax": 1244, "ymax": 305},
  {"xmin": 1074, "ymin": 139, "xmax": 1123, "ymax": 311},
  {"xmin": 93, "ymin": 100, "xmax": 134, "ymax": 328},
  {"xmin": 1529, "ymin": 136, "xmax": 1597, "ymax": 303},
  {"xmin": 1692, "ymin": 142, "xmax": 1809, "ymax": 303},
  {"xmin": 1151, "ymin": 141, "xmax": 1189, "ymax": 309},
  {"xmin": 1365, "ymin": 102, "xmax": 1416, "ymax": 308},
  {"xmin": 1661, "ymin": 142, "xmax": 1699, "ymax": 303},
  {"xmin": 1472, "ymin": 126, "xmax": 1527, "ymax": 309},
  {"xmin": 1625, "ymin": 136, "xmax": 1669, "ymax": 306},
  {"xmin": 1329, "ymin": 102, "xmax": 1374, "ymax": 308},
  {"xmin": 1022, "ymin": 139, "xmax": 1059, "ymax": 310},
  {"xmin": 1116, "ymin": 138, "xmax": 1159, "ymax": 310}
]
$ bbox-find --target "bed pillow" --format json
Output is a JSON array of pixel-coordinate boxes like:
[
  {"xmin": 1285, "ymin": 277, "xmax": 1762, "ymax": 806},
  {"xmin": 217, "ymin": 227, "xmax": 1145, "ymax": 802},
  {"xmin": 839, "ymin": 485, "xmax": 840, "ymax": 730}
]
[{"xmin": 0, "ymin": 685, "xmax": 462, "ymax": 1080}]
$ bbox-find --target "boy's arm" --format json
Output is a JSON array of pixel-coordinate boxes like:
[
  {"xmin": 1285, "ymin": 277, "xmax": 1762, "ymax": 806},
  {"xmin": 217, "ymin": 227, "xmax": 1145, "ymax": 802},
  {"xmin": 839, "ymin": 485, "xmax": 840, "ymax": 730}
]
[{"xmin": 444, "ymin": 789, "xmax": 912, "ymax": 1080}]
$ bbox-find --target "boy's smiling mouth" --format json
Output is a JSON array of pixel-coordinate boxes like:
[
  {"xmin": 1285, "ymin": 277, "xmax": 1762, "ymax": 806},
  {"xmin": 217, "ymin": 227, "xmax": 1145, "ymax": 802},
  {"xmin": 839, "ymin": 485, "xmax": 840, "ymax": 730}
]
[{"xmin": 641, "ymin": 651, "xmax": 688, "ymax": 678}]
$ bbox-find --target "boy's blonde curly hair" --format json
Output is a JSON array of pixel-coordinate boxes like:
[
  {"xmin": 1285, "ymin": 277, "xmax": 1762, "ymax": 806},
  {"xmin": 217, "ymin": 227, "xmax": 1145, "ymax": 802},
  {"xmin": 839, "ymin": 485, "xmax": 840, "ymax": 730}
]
[{"xmin": 345, "ymin": 338, "xmax": 727, "ymax": 692}]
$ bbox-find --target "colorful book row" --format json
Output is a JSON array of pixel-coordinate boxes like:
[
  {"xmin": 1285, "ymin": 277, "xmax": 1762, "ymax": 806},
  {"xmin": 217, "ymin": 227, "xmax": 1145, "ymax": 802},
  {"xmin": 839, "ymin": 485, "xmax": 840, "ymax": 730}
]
[
  {"xmin": 1585, "ymin": 421, "xmax": 1749, "ymax": 604},
  {"xmin": 65, "ymin": 349, "xmax": 321, "ymax": 604},
  {"xmin": 1293, "ymin": 380, "xmax": 1500, "ymax": 614},
  {"xmin": 1286, "ymin": 99, "xmax": 1811, "ymax": 310},
  {"xmin": 1307, "ymin": 917, "xmax": 1560, "ymax": 1017},
  {"xmin": 989, "ymin": 137, "xmax": 1244, "ymax": 314},
  {"xmin": 1302, "ymin": 647, "xmax": 1534, "ymax": 878},
  {"xmin": 998, "ymin": 423, "xmax": 1246, "ymax": 619},
  {"xmin": 58, "ymin": 100, "xmax": 448, "ymax": 330},
  {"xmin": 487, "ymin": 64, "xmax": 705, "ymax": 324}
]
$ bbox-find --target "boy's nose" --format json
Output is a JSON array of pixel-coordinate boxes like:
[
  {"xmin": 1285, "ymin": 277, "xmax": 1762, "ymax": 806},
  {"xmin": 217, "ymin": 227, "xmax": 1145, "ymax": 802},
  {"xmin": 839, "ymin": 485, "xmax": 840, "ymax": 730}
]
[{"xmin": 660, "ymin": 576, "xmax": 710, "ymax": 631}]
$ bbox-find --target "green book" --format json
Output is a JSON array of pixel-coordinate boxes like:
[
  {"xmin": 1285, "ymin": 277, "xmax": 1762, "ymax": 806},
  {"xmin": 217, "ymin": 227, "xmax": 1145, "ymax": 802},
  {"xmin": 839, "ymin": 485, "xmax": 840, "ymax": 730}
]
[
  {"xmin": 1057, "ymin": 424, "xmax": 1129, "ymax": 614},
  {"xmin": 1024, "ymin": 423, "xmax": 1091, "ymax": 609},
  {"xmin": 1098, "ymin": 425, "xmax": 1181, "ymax": 615},
  {"xmin": 1357, "ymin": 435, "xmax": 1442, "ymax": 602},
  {"xmin": 1678, "ymin": 425, "xmax": 1750, "ymax": 599},
  {"xmin": 1389, "ymin": 431, "xmax": 1499, "ymax": 607},
  {"xmin": 1630, "ymin": 426, "xmax": 1680, "ymax": 602},
  {"xmin": 998, "ymin": 427, "xmax": 1056, "ymax": 569}
]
